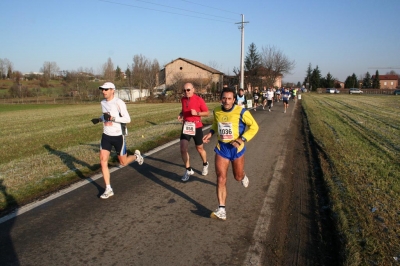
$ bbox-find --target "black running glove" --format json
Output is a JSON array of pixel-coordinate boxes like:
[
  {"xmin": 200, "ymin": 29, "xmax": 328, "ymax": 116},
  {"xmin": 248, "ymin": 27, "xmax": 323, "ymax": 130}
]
[
  {"xmin": 103, "ymin": 113, "xmax": 111, "ymax": 121},
  {"xmin": 91, "ymin": 118, "xmax": 100, "ymax": 124}
]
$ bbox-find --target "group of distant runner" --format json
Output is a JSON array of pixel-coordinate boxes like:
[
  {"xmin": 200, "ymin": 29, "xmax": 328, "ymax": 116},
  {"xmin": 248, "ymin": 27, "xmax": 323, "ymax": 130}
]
[
  {"xmin": 251, "ymin": 86, "xmax": 299, "ymax": 113},
  {"xmin": 92, "ymin": 82, "xmax": 260, "ymax": 221}
]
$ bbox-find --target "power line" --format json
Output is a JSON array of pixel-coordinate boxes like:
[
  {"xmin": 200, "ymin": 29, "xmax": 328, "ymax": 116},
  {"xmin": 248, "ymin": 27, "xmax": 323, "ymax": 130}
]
[
  {"xmin": 368, "ymin": 67, "xmax": 400, "ymax": 69},
  {"xmin": 180, "ymin": 0, "xmax": 240, "ymax": 15},
  {"xmin": 135, "ymin": 0, "xmax": 238, "ymax": 20},
  {"xmin": 97, "ymin": 0, "xmax": 237, "ymax": 23}
]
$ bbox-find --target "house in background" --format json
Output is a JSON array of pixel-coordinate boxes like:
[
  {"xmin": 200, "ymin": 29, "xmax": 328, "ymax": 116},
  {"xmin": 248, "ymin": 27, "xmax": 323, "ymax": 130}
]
[
  {"xmin": 244, "ymin": 66, "xmax": 282, "ymax": 92},
  {"xmin": 371, "ymin": 74, "xmax": 399, "ymax": 89},
  {"xmin": 158, "ymin": 58, "xmax": 224, "ymax": 93},
  {"xmin": 334, "ymin": 80, "xmax": 344, "ymax": 88},
  {"xmin": 116, "ymin": 87, "xmax": 149, "ymax": 102}
]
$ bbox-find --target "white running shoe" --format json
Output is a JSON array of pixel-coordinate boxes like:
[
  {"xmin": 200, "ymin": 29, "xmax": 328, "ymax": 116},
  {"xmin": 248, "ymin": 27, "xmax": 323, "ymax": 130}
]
[
  {"xmin": 134, "ymin": 150, "xmax": 144, "ymax": 165},
  {"xmin": 269, "ymin": 109, "xmax": 271, "ymax": 112},
  {"xmin": 182, "ymin": 169, "xmax": 194, "ymax": 182},
  {"xmin": 241, "ymin": 175, "xmax": 249, "ymax": 188},
  {"xmin": 210, "ymin": 207, "xmax": 226, "ymax": 221},
  {"xmin": 100, "ymin": 189, "xmax": 114, "ymax": 199},
  {"xmin": 284, "ymin": 110, "xmax": 286, "ymax": 113},
  {"xmin": 202, "ymin": 162, "xmax": 209, "ymax": 176}
]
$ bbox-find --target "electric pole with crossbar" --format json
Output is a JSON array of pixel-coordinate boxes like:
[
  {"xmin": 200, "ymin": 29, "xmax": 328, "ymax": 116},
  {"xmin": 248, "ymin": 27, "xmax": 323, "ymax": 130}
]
[{"xmin": 236, "ymin": 14, "xmax": 249, "ymax": 90}]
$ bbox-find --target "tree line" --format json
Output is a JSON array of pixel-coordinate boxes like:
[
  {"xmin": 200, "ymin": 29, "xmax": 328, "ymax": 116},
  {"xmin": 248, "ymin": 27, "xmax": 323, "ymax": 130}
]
[
  {"xmin": 0, "ymin": 55, "xmax": 161, "ymax": 100},
  {"xmin": 302, "ymin": 63, "xmax": 398, "ymax": 91}
]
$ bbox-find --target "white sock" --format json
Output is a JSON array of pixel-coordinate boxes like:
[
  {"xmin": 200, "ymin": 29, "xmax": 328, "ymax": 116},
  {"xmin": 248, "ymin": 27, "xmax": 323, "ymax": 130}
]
[{"xmin": 106, "ymin": 185, "xmax": 112, "ymax": 190}]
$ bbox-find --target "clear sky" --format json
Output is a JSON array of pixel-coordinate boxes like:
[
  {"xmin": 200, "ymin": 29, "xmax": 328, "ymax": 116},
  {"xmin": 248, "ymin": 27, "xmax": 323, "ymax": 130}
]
[{"xmin": 2, "ymin": 0, "xmax": 400, "ymax": 83}]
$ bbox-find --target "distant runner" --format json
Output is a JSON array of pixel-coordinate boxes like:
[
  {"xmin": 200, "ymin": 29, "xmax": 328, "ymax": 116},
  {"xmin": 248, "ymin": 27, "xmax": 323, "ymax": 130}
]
[
  {"xmin": 261, "ymin": 87, "xmax": 268, "ymax": 110},
  {"xmin": 282, "ymin": 87, "xmax": 291, "ymax": 113},
  {"xmin": 252, "ymin": 88, "xmax": 261, "ymax": 111},
  {"xmin": 266, "ymin": 88, "xmax": 274, "ymax": 112},
  {"xmin": 235, "ymin": 88, "xmax": 247, "ymax": 108}
]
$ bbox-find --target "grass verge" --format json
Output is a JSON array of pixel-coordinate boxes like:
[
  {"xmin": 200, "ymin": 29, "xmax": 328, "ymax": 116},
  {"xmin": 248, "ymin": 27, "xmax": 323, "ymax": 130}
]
[{"xmin": 302, "ymin": 93, "xmax": 400, "ymax": 265}]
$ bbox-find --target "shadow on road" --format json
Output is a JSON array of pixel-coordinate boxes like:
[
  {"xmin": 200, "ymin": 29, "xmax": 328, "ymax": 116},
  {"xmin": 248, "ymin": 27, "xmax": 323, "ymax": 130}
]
[
  {"xmin": 132, "ymin": 158, "xmax": 213, "ymax": 218},
  {"xmin": 0, "ymin": 180, "xmax": 20, "ymax": 265}
]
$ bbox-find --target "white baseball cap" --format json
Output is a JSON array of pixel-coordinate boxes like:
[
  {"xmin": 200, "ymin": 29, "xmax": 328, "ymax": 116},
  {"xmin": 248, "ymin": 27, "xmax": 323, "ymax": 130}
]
[{"xmin": 99, "ymin": 82, "xmax": 116, "ymax": 90}]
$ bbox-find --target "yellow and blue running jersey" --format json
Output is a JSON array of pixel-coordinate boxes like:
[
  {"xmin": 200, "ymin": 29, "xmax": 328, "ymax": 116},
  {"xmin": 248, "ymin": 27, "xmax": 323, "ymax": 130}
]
[{"xmin": 210, "ymin": 105, "xmax": 259, "ymax": 153}]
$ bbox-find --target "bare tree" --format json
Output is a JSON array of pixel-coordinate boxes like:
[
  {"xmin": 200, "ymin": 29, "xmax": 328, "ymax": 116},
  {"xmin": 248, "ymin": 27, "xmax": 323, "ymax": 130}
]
[
  {"xmin": 3, "ymin": 59, "xmax": 14, "ymax": 79},
  {"xmin": 386, "ymin": 70, "xmax": 399, "ymax": 75},
  {"xmin": 40, "ymin": 61, "xmax": 60, "ymax": 80},
  {"xmin": 142, "ymin": 59, "xmax": 160, "ymax": 94},
  {"xmin": 102, "ymin": 57, "xmax": 115, "ymax": 81},
  {"xmin": 132, "ymin": 55, "xmax": 160, "ymax": 98},
  {"xmin": 0, "ymin": 58, "xmax": 5, "ymax": 79},
  {"xmin": 260, "ymin": 45, "xmax": 295, "ymax": 87}
]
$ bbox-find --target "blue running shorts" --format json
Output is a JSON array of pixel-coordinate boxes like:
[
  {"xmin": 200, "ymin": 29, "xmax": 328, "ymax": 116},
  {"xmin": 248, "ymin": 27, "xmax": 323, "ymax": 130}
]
[{"xmin": 214, "ymin": 141, "xmax": 246, "ymax": 161}]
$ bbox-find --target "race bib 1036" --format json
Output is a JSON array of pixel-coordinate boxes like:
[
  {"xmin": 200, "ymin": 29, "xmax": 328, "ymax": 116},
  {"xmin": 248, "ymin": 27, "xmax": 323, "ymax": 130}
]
[{"xmin": 218, "ymin": 122, "xmax": 233, "ymax": 140}]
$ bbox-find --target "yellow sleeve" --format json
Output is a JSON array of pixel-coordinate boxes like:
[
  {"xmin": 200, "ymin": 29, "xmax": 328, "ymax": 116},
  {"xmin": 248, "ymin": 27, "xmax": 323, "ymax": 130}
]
[
  {"xmin": 210, "ymin": 109, "xmax": 218, "ymax": 133},
  {"xmin": 241, "ymin": 110, "xmax": 259, "ymax": 142}
]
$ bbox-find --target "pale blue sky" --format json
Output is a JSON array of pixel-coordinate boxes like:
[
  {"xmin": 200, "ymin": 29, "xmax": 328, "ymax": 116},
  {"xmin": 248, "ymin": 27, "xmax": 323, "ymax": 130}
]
[{"xmin": 2, "ymin": 0, "xmax": 399, "ymax": 83}]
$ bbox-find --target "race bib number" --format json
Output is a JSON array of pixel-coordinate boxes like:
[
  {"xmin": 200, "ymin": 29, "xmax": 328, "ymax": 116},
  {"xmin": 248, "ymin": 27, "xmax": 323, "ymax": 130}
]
[
  {"xmin": 237, "ymin": 100, "xmax": 244, "ymax": 108},
  {"xmin": 183, "ymin": 121, "xmax": 196, "ymax": 136},
  {"xmin": 218, "ymin": 122, "xmax": 233, "ymax": 140},
  {"xmin": 254, "ymin": 95, "xmax": 259, "ymax": 100},
  {"xmin": 247, "ymin": 99, "xmax": 252, "ymax": 108}
]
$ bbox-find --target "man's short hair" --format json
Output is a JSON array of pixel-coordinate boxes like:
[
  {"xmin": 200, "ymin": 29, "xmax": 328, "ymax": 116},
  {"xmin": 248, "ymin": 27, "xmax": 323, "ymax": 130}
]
[{"xmin": 220, "ymin": 87, "xmax": 236, "ymax": 100}]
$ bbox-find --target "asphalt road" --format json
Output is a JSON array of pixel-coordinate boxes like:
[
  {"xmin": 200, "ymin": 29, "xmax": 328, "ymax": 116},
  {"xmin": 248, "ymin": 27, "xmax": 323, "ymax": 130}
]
[{"xmin": 0, "ymin": 100, "xmax": 301, "ymax": 266}]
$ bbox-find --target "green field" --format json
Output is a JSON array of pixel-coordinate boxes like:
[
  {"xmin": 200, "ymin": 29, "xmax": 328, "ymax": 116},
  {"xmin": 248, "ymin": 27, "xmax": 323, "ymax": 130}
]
[
  {"xmin": 302, "ymin": 94, "xmax": 400, "ymax": 265},
  {"xmin": 0, "ymin": 102, "xmax": 220, "ymax": 212}
]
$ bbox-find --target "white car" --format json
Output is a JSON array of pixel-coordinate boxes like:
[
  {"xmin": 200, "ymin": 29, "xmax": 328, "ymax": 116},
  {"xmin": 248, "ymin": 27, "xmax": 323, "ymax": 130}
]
[
  {"xmin": 349, "ymin": 88, "xmax": 363, "ymax": 94},
  {"xmin": 326, "ymin": 88, "xmax": 335, "ymax": 94}
]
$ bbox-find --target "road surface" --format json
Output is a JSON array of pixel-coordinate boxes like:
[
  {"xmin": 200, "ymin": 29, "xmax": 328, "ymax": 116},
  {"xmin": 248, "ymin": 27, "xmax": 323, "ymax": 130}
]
[{"xmin": 0, "ymin": 99, "xmax": 333, "ymax": 265}]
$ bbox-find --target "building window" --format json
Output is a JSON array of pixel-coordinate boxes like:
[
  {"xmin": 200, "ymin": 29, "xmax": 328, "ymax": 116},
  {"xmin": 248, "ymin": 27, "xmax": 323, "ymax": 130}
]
[
  {"xmin": 384, "ymin": 82, "xmax": 387, "ymax": 85},
  {"xmin": 391, "ymin": 82, "xmax": 394, "ymax": 85}
]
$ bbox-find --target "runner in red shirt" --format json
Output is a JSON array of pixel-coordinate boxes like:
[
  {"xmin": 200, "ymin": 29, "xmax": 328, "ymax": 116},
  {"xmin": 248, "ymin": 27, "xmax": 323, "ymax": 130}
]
[{"xmin": 178, "ymin": 83, "xmax": 210, "ymax": 181}]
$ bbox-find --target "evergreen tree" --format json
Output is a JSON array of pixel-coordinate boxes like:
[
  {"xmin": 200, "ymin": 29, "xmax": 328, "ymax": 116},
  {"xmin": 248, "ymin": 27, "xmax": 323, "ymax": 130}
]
[
  {"xmin": 310, "ymin": 65, "xmax": 321, "ymax": 91},
  {"xmin": 244, "ymin": 43, "xmax": 261, "ymax": 71},
  {"xmin": 351, "ymin": 73, "xmax": 358, "ymax": 88},
  {"xmin": 320, "ymin": 77, "xmax": 327, "ymax": 88},
  {"xmin": 372, "ymin": 70, "xmax": 380, "ymax": 89},
  {"xmin": 362, "ymin": 72, "xmax": 372, "ymax": 88},
  {"xmin": 303, "ymin": 63, "xmax": 312, "ymax": 89},
  {"xmin": 326, "ymin": 72, "xmax": 334, "ymax": 88},
  {"xmin": 125, "ymin": 67, "xmax": 132, "ymax": 87},
  {"xmin": 115, "ymin": 66, "xmax": 122, "ymax": 81},
  {"xmin": 344, "ymin": 76, "xmax": 352, "ymax": 88}
]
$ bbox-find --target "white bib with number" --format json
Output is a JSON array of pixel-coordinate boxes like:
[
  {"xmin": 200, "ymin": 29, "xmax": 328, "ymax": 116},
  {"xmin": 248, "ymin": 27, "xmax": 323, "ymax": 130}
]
[
  {"xmin": 183, "ymin": 121, "xmax": 196, "ymax": 136},
  {"xmin": 218, "ymin": 122, "xmax": 233, "ymax": 140}
]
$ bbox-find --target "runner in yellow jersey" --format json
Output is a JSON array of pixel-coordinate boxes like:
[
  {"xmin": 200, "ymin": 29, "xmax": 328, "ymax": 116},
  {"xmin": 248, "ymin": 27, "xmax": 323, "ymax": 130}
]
[{"xmin": 203, "ymin": 87, "xmax": 259, "ymax": 220}]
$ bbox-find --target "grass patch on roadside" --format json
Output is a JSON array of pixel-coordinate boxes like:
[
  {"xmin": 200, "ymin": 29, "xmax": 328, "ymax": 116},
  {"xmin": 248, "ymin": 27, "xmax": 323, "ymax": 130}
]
[
  {"xmin": 302, "ymin": 94, "xmax": 400, "ymax": 265},
  {"xmin": 0, "ymin": 102, "xmax": 220, "ymax": 214}
]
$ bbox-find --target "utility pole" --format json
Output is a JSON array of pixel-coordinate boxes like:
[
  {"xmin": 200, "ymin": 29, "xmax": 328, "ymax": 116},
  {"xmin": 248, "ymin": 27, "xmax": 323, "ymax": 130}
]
[{"xmin": 236, "ymin": 14, "xmax": 249, "ymax": 90}]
